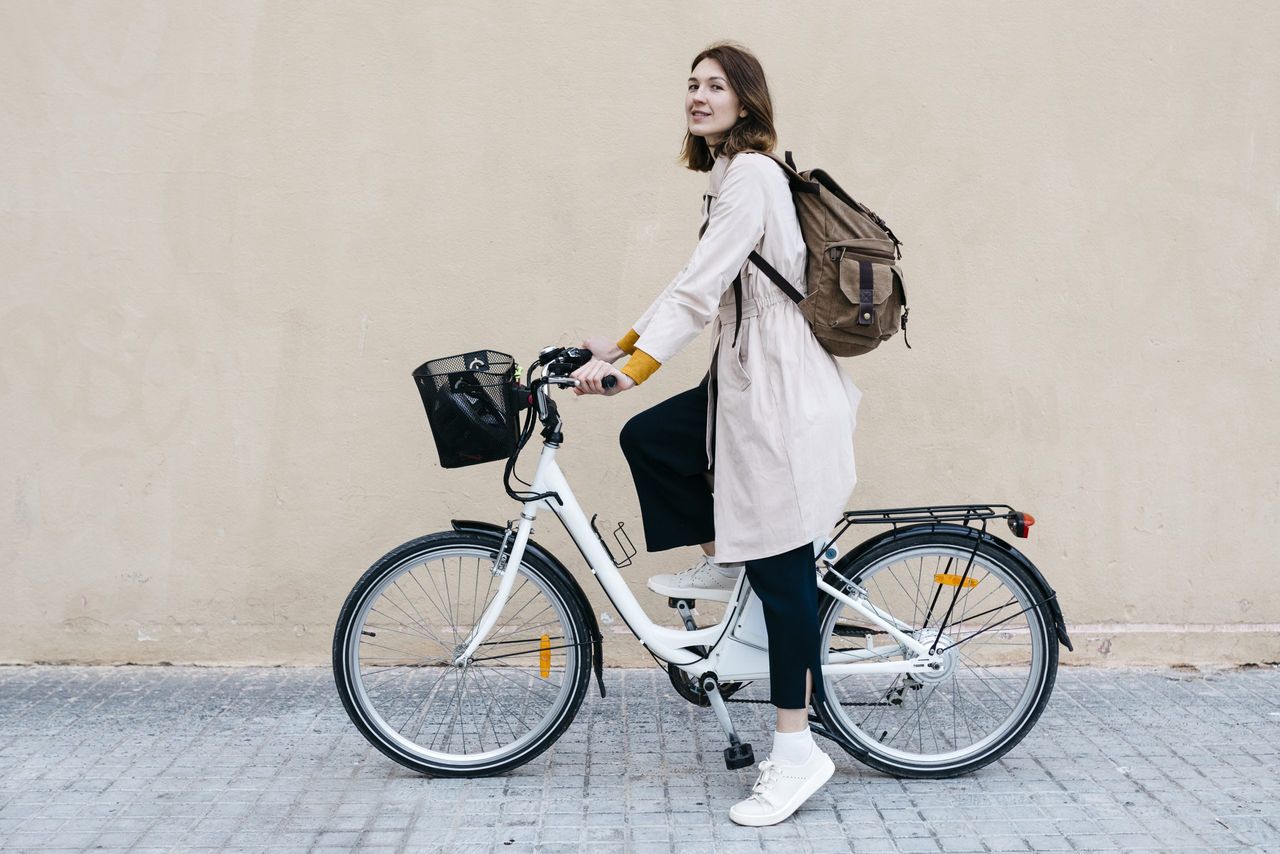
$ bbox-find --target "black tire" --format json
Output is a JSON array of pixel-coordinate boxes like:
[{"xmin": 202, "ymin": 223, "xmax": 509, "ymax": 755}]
[
  {"xmin": 333, "ymin": 531, "xmax": 592, "ymax": 777},
  {"xmin": 815, "ymin": 529, "xmax": 1058, "ymax": 778}
]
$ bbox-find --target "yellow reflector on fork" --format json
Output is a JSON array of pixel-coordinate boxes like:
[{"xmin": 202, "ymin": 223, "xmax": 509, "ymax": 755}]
[
  {"xmin": 539, "ymin": 634, "xmax": 551, "ymax": 678},
  {"xmin": 935, "ymin": 573, "xmax": 979, "ymax": 588}
]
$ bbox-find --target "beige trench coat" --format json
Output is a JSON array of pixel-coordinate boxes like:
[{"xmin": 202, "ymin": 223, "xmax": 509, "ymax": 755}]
[{"xmin": 630, "ymin": 151, "xmax": 862, "ymax": 563}]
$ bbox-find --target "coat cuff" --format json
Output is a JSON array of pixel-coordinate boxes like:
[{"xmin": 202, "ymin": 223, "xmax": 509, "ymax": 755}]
[
  {"xmin": 617, "ymin": 329, "xmax": 639, "ymax": 356},
  {"xmin": 619, "ymin": 347, "xmax": 660, "ymax": 385}
]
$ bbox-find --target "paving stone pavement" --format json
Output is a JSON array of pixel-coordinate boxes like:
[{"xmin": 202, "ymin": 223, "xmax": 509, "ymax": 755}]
[{"xmin": 0, "ymin": 664, "xmax": 1277, "ymax": 853}]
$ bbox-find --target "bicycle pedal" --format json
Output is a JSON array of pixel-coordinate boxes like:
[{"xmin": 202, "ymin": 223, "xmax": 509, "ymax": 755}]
[
  {"xmin": 668, "ymin": 597, "xmax": 696, "ymax": 610},
  {"xmin": 723, "ymin": 742, "xmax": 755, "ymax": 770}
]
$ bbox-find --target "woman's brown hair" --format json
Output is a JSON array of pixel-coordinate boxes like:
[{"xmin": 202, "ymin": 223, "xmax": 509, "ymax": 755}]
[{"xmin": 680, "ymin": 41, "xmax": 778, "ymax": 172}]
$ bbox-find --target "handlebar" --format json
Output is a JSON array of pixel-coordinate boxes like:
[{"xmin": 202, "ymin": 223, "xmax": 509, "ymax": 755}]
[
  {"xmin": 539, "ymin": 346, "xmax": 591, "ymax": 379},
  {"xmin": 502, "ymin": 345, "xmax": 618, "ymax": 504},
  {"xmin": 533, "ymin": 346, "xmax": 617, "ymax": 390}
]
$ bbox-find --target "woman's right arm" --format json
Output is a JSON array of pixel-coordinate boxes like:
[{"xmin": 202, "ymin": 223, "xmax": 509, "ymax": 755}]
[
  {"xmin": 619, "ymin": 155, "xmax": 770, "ymax": 384},
  {"xmin": 587, "ymin": 154, "xmax": 769, "ymax": 383},
  {"xmin": 581, "ymin": 334, "xmax": 629, "ymax": 364}
]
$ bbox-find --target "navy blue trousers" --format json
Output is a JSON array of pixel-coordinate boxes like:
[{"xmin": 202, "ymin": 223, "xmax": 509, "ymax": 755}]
[{"xmin": 618, "ymin": 374, "xmax": 826, "ymax": 710}]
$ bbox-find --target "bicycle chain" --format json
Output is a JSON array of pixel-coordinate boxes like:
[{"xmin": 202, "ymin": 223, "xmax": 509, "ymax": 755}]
[
  {"xmin": 726, "ymin": 695, "xmax": 893, "ymax": 708},
  {"xmin": 665, "ymin": 663, "xmax": 897, "ymax": 708}
]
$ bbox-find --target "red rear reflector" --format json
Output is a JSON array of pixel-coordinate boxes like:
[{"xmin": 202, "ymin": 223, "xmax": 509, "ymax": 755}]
[{"xmin": 1008, "ymin": 511, "xmax": 1036, "ymax": 538}]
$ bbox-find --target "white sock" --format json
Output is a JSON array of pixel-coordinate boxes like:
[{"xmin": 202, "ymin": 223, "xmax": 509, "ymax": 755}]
[
  {"xmin": 771, "ymin": 727, "xmax": 815, "ymax": 766},
  {"xmin": 712, "ymin": 559, "xmax": 744, "ymax": 577}
]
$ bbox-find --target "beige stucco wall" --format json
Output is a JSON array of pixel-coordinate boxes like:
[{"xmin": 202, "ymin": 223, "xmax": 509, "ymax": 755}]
[{"xmin": 2, "ymin": 1, "xmax": 1277, "ymax": 668}]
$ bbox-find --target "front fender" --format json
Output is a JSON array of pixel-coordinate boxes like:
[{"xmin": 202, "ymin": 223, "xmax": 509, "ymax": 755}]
[{"xmin": 450, "ymin": 519, "xmax": 607, "ymax": 696}]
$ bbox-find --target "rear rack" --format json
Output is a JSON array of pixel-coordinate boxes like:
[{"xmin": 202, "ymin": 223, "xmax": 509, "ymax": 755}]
[
  {"xmin": 822, "ymin": 503, "xmax": 1034, "ymax": 555},
  {"xmin": 842, "ymin": 503, "xmax": 1020, "ymax": 526}
]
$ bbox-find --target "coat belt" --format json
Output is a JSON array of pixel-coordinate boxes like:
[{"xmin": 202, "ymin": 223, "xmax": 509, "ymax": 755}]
[{"xmin": 717, "ymin": 290, "xmax": 792, "ymax": 326}]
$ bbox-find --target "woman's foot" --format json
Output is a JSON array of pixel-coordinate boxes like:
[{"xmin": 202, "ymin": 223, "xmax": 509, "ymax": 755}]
[
  {"xmin": 728, "ymin": 741, "xmax": 835, "ymax": 826},
  {"xmin": 646, "ymin": 554, "xmax": 742, "ymax": 603}
]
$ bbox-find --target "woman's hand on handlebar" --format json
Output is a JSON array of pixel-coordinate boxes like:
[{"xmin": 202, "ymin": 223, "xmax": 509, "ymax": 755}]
[{"xmin": 570, "ymin": 359, "xmax": 635, "ymax": 396}]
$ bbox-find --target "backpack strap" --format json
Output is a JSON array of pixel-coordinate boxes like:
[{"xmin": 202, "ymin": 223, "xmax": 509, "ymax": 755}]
[
  {"xmin": 893, "ymin": 267, "xmax": 912, "ymax": 349},
  {"xmin": 712, "ymin": 151, "xmax": 812, "ymax": 347},
  {"xmin": 747, "ymin": 251, "xmax": 804, "ymax": 303},
  {"xmin": 760, "ymin": 150, "xmax": 819, "ymax": 193},
  {"xmin": 857, "ymin": 259, "xmax": 874, "ymax": 326},
  {"xmin": 729, "ymin": 250, "xmax": 804, "ymax": 349},
  {"xmin": 731, "ymin": 275, "xmax": 742, "ymax": 347}
]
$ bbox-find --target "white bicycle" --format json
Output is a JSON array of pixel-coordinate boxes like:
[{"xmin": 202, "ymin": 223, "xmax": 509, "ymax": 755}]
[{"xmin": 333, "ymin": 345, "xmax": 1073, "ymax": 778}]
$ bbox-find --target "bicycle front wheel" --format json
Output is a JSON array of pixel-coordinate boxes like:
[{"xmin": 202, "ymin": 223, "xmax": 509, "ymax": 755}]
[
  {"xmin": 816, "ymin": 529, "xmax": 1058, "ymax": 778},
  {"xmin": 333, "ymin": 532, "xmax": 592, "ymax": 777}
]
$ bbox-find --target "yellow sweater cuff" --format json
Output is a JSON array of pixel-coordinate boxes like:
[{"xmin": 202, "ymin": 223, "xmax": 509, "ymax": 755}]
[
  {"xmin": 617, "ymin": 329, "xmax": 639, "ymax": 356},
  {"xmin": 619, "ymin": 347, "xmax": 661, "ymax": 385}
]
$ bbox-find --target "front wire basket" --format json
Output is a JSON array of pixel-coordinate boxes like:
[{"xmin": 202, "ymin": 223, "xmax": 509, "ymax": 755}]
[{"xmin": 413, "ymin": 349, "xmax": 521, "ymax": 468}]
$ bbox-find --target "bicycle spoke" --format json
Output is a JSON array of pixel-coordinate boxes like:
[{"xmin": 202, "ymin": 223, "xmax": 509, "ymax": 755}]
[
  {"xmin": 469, "ymin": 664, "xmax": 523, "ymax": 747},
  {"xmin": 472, "ymin": 556, "xmax": 482, "ymax": 634},
  {"xmin": 400, "ymin": 666, "xmax": 454, "ymax": 735},
  {"xmin": 391, "ymin": 577, "xmax": 443, "ymax": 646},
  {"xmin": 405, "ymin": 567, "xmax": 457, "ymax": 637},
  {"xmin": 376, "ymin": 588, "xmax": 446, "ymax": 648}
]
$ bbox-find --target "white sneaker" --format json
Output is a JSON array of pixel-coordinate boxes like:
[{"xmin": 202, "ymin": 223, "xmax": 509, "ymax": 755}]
[
  {"xmin": 646, "ymin": 554, "xmax": 741, "ymax": 603},
  {"xmin": 728, "ymin": 746, "xmax": 836, "ymax": 827}
]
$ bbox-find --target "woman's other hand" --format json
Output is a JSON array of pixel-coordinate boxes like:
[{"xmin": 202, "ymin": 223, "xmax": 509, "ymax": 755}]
[
  {"xmin": 570, "ymin": 359, "xmax": 635, "ymax": 396},
  {"xmin": 582, "ymin": 335, "xmax": 624, "ymax": 364}
]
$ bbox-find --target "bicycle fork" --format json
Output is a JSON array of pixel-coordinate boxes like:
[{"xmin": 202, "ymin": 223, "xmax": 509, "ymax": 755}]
[{"xmin": 452, "ymin": 513, "xmax": 535, "ymax": 665}]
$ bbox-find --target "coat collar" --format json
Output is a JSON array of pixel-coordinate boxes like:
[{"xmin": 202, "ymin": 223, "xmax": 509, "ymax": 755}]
[{"xmin": 706, "ymin": 151, "xmax": 731, "ymax": 198}]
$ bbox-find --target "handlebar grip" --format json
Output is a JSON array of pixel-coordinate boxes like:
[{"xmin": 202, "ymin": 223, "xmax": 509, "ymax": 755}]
[{"xmin": 603, "ymin": 375, "xmax": 617, "ymax": 390}]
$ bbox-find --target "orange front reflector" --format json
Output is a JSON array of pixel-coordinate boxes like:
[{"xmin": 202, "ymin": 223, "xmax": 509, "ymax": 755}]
[
  {"xmin": 935, "ymin": 573, "xmax": 979, "ymax": 588},
  {"xmin": 539, "ymin": 634, "xmax": 551, "ymax": 678}
]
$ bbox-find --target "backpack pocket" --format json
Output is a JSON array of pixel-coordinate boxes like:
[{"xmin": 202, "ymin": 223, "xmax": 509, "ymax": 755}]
[
  {"xmin": 831, "ymin": 252, "xmax": 899, "ymax": 338},
  {"xmin": 799, "ymin": 241, "xmax": 908, "ymax": 357}
]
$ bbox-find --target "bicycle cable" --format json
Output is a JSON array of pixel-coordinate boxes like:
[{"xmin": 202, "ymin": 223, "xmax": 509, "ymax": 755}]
[{"xmin": 503, "ymin": 356, "xmax": 564, "ymax": 505}]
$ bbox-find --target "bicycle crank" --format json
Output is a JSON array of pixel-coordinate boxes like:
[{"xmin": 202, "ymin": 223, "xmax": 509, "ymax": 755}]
[{"xmin": 667, "ymin": 663, "xmax": 747, "ymax": 707}]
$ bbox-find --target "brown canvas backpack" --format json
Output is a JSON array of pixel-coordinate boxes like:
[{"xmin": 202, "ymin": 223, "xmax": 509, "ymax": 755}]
[{"xmin": 732, "ymin": 150, "xmax": 910, "ymax": 358}]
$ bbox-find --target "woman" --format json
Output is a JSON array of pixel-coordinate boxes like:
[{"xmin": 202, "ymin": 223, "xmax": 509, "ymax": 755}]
[{"xmin": 570, "ymin": 41, "xmax": 861, "ymax": 826}]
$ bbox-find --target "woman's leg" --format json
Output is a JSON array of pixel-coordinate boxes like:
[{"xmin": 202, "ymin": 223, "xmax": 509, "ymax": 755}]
[
  {"xmin": 743, "ymin": 540, "xmax": 827, "ymax": 720},
  {"xmin": 619, "ymin": 376, "xmax": 716, "ymax": 553},
  {"xmin": 730, "ymin": 540, "xmax": 835, "ymax": 827},
  {"xmin": 777, "ymin": 672, "xmax": 813, "ymax": 733}
]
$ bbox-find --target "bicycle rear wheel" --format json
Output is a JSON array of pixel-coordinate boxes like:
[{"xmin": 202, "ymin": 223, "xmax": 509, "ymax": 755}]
[
  {"xmin": 816, "ymin": 529, "xmax": 1058, "ymax": 778},
  {"xmin": 333, "ymin": 531, "xmax": 591, "ymax": 777}
]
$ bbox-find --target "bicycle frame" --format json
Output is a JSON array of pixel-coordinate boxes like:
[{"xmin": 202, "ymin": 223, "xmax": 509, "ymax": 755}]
[{"xmin": 453, "ymin": 430, "xmax": 943, "ymax": 682}]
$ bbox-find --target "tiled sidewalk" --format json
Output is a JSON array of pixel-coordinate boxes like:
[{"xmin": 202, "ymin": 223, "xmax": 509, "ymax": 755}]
[{"xmin": 0, "ymin": 665, "xmax": 1277, "ymax": 853}]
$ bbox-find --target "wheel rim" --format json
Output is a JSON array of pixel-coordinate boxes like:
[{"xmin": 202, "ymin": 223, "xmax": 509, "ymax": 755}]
[
  {"xmin": 821, "ymin": 545, "xmax": 1049, "ymax": 768},
  {"xmin": 343, "ymin": 547, "xmax": 580, "ymax": 767}
]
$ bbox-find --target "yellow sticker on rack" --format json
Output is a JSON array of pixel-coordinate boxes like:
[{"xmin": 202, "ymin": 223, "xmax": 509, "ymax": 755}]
[
  {"xmin": 935, "ymin": 573, "xmax": 979, "ymax": 588},
  {"xmin": 539, "ymin": 634, "xmax": 551, "ymax": 678}
]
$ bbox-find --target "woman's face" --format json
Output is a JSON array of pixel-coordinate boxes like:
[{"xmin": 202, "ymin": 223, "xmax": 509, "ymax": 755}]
[{"xmin": 687, "ymin": 57, "xmax": 746, "ymax": 148}]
